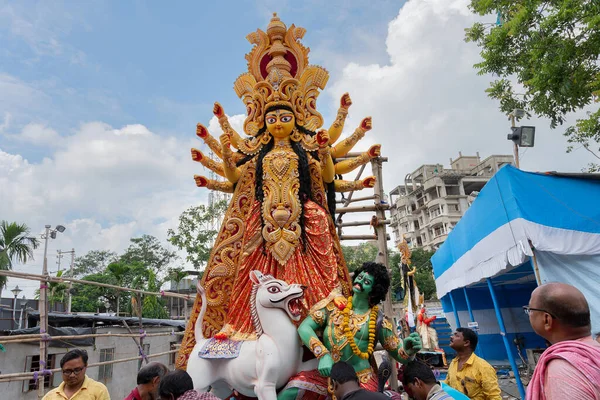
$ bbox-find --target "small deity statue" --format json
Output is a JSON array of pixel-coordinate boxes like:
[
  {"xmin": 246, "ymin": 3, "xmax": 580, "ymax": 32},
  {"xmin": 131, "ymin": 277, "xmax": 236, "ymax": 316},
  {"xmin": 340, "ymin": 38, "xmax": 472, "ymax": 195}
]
[
  {"xmin": 178, "ymin": 14, "xmax": 381, "ymax": 368},
  {"xmin": 416, "ymin": 304, "xmax": 439, "ymax": 351},
  {"xmin": 397, "ymin": 235, "xmax": 421, "ymax": 313},
  {"xmin": 278, "ymin": 262, "xmax": 422, "ymax": 399}
]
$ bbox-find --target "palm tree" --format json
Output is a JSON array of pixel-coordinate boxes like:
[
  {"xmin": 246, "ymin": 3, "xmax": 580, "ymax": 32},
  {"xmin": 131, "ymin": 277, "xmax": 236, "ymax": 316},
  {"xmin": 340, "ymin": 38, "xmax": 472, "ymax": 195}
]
[{"xmin": 0, "ymin": 221, "xmax": 40, "ymax": 298}]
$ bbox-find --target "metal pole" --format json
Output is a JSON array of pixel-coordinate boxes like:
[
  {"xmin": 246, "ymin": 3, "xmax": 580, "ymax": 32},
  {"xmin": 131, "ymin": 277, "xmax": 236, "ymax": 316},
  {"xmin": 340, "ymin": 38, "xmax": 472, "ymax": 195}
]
[
  {"xmin": 67, "ymin": 248, "xmax": 75, "ymax": 313},
  {"xmin": 38, "ymin": 225, "xmax": 50, "ymax": 399},
  {"xmin": 448, "ymin": 290, "xmax": 461, "ymax": 329},
  {"xmin": 510, "ymin": 114, "xmax": 520, "ymax": 169},
  {"xmin": 12, "ymin": 295, "xmax": 16, "ymax": 330},
  {"xmin": 462, "ymin": 287, "xmax": 484, "ymax": 358},
  {"xmin": 486, "ymin": 278, "xmax": 526, "ymax": 399}
]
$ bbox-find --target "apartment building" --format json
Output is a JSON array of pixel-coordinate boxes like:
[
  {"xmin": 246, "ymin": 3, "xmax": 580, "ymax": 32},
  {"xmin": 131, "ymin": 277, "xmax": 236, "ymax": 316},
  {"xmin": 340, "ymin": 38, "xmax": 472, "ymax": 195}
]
[{"xmin": 389, "ymin": 153, "xmax": 514, "ymax": 251}]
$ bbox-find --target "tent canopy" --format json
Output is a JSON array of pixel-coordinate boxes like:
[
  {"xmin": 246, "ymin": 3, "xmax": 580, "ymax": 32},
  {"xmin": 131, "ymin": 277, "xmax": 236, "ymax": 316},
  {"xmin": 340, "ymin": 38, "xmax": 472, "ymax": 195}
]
[{"xmin": 432, "ymin": 165, "xmax": 600, "ymax": 298}]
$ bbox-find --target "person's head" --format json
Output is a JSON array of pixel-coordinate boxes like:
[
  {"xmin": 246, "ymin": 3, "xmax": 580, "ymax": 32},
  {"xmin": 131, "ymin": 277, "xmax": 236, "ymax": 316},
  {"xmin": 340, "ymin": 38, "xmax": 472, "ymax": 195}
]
[
  {"xmin": 137, "ymin": 362, "xmax": 168, "ymax": 399},
  {"xmin": 352, "ymin": 262, "xmax": 390, "ymax": 306},
  {"xmin": 60, "ymin": 349, "xmax": 88, "ymax": 388},
  {"xmin": 450, "ymin": 327, "xmax": 478, "ymax": 353},
  {"xmin": 527, "ymin": 282, "xmax": 591, "ymax": 344},
  {"xmin": 595, "ymin": 332, "xmax": 600, "ymax": 344},
  {"xmin": 158, "ymin": 369, "xmax": 194, "ymax": 400},
  {"xmin": 330, "ymin": 361, "xmax": 360, "ymax": 399},
  {"xmin": 402, "ymin": 361, "xmax": 437, "ymax": 400}
]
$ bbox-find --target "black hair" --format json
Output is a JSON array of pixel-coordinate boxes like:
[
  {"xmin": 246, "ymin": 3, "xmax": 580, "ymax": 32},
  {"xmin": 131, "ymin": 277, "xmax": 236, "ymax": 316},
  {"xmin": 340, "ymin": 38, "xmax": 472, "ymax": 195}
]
[
  {"xmin": 353, "ymin": 262, "xmax": 390, "ymax": 306},
  {"xmin": 60, "ymin": 349, "xmax": 88, "ymax": 368},
  {"xmin": 402, "ymin": 361, "xmax": 436, "ymax": 386},
  {"xmin": 457, "ymin": 327, "xmax": 478, "ymax": 351},
  {"xmin": 137, "ymin": 362, "xmax": 168, "ymax": 385},
  {"xmin": 158, "ymin": 370, "xmax": 194, "ymax": 399},
  {"xmin": 330, "ymin": 361, "xmax": 358, "ymax": 385}
]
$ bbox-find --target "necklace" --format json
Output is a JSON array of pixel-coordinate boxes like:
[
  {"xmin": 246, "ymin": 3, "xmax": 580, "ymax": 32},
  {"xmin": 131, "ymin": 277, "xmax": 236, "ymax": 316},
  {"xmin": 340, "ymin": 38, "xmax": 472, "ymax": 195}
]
[{"xmin": 343, "ymin": 296, "xmax": 378, "ymax": 359}]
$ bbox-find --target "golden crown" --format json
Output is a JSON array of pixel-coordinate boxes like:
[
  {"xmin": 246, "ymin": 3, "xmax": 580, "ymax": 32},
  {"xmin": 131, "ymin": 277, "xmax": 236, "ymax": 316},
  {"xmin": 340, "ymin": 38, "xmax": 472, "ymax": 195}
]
[{"xmin": 233, "ymin": 13, "xmax": 329, "ymax": 136}]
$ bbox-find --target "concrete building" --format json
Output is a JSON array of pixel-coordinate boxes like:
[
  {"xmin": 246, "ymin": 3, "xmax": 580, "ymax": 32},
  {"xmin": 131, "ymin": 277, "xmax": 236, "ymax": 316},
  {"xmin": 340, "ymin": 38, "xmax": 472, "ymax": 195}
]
[
  {"xmin": 0, "ymin": 313, "xmax": 185, "ymax": 399},
  {"xmin": 389, "ymin": 153, "xmax": 514, "ymax": 251}
]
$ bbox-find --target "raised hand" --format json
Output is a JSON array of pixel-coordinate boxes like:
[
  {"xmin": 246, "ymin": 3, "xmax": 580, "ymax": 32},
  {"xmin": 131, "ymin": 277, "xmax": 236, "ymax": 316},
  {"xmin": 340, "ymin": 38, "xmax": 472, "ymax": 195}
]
[
  {"xmin": 194, "ymin": 175, "xmax": 209, "ymax": 187},
  {"xmin": 360, "ymin": 116, "xmax": 372, "ymax": 132},
  {"xmin": 220, "ymin": 133, "xmax": 232, "ymax": 150},
  {"xmin": 317, "ymin": 354, "xmax": 334, "ymax": 377},
  {"xmin": 403, "ymin": 332, "xmax": 422, "ymax": 357},
  {"xmin": 368, "ymin": 144, "xmax": 381, "ymax": 158},
  {"xmin": 340, "ymin": 93, "xmax": 352, "ymax": 110},
  {"xmin": 317, "ymin": 129, "xmax": 330, "ymax": 148},
  {"xmin": 361, "ymin": 176, "xmax": 376, "ymax": 188},
  {"xmin": 196, "ymin": 123, "xmax": 209, "ymax": 139},
  {"xmin": 191, "ymin": 148, "xmax": 204, "ymax": 162},
  {"xmin": 213, "ymin": 102, "xmax": 225, "ymax": 118}
]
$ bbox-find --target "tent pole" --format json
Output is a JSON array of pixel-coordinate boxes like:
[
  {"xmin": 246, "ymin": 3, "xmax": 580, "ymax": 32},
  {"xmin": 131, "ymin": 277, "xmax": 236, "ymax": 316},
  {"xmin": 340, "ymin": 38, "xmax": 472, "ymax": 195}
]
[
  {"xmin": 529, "ymin": 242, "xmax": 542, "ymax": 285},
  {"xmin": 448, "ymin": 291, "xmax": 461, "ymax": 329},
  {"xmin": 462, "ymin": 287, "xmax": 484, "ymax": 359},
  {"xmin": 486, "ymin": 278, "xmax": 526, "ymax": 399}
]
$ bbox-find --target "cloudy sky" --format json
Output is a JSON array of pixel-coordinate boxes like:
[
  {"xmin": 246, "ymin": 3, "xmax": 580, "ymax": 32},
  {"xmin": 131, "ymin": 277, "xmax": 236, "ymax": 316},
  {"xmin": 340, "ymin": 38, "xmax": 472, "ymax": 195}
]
[{"xmin": 1, "ymin": 0, "xmax": 595, "ymax": 296}]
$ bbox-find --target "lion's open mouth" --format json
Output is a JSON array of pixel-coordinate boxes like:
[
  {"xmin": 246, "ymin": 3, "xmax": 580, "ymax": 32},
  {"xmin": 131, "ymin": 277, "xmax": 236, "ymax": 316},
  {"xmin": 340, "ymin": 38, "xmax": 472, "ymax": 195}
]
[{"xmin": 288, "ymin": 297, "xmax": 303, "ymax": 318}]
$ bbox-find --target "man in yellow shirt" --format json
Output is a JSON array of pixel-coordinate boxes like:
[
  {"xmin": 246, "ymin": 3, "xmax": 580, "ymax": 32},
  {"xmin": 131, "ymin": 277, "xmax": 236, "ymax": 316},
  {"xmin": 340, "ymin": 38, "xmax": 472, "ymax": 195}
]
[
  {"xmin": 43, "ymin": 349, "xmax": 110, "ymax": 400},
  {"xmin": 445, "ymin": 328, "xmax": 501, "ymax": 400}
]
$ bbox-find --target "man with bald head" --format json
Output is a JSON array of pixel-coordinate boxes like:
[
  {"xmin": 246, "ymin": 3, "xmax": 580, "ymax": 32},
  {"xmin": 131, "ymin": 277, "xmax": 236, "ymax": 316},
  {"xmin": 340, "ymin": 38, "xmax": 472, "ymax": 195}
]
[{"xmin": 526, "ymin": 282, "xmax": 600, "ymax": 399}]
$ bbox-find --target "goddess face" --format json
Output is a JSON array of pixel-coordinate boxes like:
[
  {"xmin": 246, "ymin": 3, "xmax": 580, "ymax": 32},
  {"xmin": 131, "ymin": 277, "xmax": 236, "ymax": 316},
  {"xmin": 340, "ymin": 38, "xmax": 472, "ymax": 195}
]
[
  {"xmin": 352, "ymin": 271, "xmax": 374, "ymax": 296},
  {"xmin": 265, "ymin": 109, "xmax": 296, "ymax": 139}
]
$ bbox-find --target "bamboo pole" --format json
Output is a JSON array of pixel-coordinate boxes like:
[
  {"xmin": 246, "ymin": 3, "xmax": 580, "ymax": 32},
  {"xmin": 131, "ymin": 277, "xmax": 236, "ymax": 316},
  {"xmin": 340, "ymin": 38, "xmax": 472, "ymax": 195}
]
[
  {"xmin": 336, "ymin": 204, "xmax": 390, "ymax": 214},
  {"xmin": 0, "ymin": 350, "xmax": 177, "ymax": 382},
  {"xmin": 337, "ymin": 219, "xmax": 390, "ymax": 228},
  {"xmin": 371, "ymin": 156, "xmax": 398, "ymax": 390},
  {"xmin": 0, "ymin": 331, "xmax": 184, "ymax": 344},
  {"xmin": 339, "ymin": 234, "xmax": 391, "ymax": 241},
  {"xmin": 0, "ymin": 270, "xmax": 191, "ymax": 300}
]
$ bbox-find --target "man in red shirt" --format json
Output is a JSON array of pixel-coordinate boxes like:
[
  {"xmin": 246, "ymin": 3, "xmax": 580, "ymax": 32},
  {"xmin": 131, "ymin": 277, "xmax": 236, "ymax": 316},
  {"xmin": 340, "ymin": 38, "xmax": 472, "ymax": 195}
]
[{"xmin": 125, "ymin": 362, "xmax": 168, "ymax": 400}]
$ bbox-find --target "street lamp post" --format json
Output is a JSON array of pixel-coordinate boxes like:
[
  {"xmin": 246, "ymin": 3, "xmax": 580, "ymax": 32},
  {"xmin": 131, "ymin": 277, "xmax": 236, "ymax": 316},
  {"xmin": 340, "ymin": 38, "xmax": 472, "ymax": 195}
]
[
  {"xmin": 38, "ymin": 224, "xmax": 65, "ymax": 398},
  {"xmin": 11, "ymin": 285, "xmax": 22, "ymax": 330},
  {"xmin": 507, "ymin": 109, "xmax": 536, "ymax": 169}
]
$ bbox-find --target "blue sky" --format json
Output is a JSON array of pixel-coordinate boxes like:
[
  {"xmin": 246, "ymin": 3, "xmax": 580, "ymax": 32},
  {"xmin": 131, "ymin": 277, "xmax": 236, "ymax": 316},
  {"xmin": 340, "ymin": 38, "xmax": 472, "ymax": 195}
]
[
  {"xmin": 1, "ymin": 0, "xmax": 403, "ymax": 158},
  {"xmin": 1, "ymin": 0, "xmax": 595, "ymax": 296}
]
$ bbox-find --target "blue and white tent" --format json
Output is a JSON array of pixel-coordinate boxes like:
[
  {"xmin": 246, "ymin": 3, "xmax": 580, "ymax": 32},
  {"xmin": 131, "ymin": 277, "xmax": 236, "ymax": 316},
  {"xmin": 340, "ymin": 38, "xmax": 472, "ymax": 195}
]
[{"xmin": 431, "ymin": 165, "xmax": 600, "ymax": 398}]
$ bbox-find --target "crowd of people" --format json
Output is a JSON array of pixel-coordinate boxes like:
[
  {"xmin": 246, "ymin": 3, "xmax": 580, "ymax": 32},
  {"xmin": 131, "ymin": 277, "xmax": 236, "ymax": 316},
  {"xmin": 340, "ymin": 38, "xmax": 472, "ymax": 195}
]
[{"xmin": 40, "ymin": 282, "xmax": 599, "ymax": 400}]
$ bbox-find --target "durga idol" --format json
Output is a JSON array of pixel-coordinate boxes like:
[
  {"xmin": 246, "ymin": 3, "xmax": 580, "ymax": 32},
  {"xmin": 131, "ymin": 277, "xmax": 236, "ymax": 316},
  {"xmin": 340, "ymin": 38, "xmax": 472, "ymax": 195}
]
[{"xmin": 177, "ymin": 14, "xmax": 382, "ymax": 367}]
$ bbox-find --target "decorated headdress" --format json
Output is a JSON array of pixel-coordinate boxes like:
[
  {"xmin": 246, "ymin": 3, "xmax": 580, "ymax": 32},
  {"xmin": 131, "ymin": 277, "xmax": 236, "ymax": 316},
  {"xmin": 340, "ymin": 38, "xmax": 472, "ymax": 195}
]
[{"xmin": 234, "ymin": 13, "xmax": 329, "ymax": 136}]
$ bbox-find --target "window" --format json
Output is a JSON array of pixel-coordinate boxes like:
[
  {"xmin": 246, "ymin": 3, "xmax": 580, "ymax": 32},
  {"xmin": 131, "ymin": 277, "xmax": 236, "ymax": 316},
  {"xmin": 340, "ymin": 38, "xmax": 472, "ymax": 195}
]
[
  {"xmin": 98, "ymin": 348, "xmax": 115, "ymax": 383},
  {"xmin": 23, "ymin": 353, "xmax": 62, "ymax": 392},
  {"xmin": 138, "ymin": 343, "xmax": 150, "ymax": 369}
]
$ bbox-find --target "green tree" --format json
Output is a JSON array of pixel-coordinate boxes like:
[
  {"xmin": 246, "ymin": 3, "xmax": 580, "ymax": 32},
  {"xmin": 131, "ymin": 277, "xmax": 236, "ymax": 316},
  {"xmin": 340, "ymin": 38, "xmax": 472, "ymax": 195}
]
[
  {"xmin": 0, "ymin": 221, "xmax": 40, "ymax": 297},
  {"xmin": 167, "ymin": 200, "xmax": 228, "ymax": 270},
  {"xmin": 71, "ymin": 272, "xmax": 119, "ymax": 313},
  {"xmin": 465, "ymin": 1, "xmax": 600, "ymax": 171},
  {"xmin": 120, "ymin": 235, "xmax": 177, "ymax": 274},
  {"xmin": 390, "ymin": 248, "xmax": 437, "ymax": 301},
  {"xmin": 34, "ymin": 270, "xmax": 69, "ymax": 311},
  {"xmin": 341, "ymin": 242, "xmax": 380, "ymax": 272},
  {"xmin": 71, "ymin": 250, "xmax": 117, "ymax": 278}
]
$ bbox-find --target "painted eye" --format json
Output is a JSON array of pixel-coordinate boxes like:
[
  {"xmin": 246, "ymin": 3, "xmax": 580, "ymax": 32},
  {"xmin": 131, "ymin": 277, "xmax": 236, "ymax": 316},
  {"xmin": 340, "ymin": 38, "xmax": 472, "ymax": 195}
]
[
  {"xmin": 281, "ymin": 115, "xmax": 293, "ymax": 123},
  {"xmin": 268, "ymin": 286, "xmax": 281, "ymax": 294},
  {"xmin": 266, "ymin": 117, "xmax": 277, "ymax": 124}
]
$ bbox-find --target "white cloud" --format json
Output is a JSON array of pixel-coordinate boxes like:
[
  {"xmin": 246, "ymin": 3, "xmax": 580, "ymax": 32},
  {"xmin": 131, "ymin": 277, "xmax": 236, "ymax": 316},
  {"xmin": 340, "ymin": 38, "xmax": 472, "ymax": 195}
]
[
  {"xmin": 324, "ymin": 0, "xmax": 596, "ymax": 195},
  {"xmin": 5, "ymin": 123, "xmax": 63, "ymax": 146},
  {"xmin": 0, "ymin": 121, "xmax": 217, "ymax": 295}
]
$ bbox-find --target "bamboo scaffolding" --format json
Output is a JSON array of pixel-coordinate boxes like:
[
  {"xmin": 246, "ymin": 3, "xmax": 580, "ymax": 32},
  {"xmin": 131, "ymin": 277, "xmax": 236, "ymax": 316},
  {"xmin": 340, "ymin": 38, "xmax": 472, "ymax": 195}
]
[
  {"xmin": 336, "ymin": 204, "xmax": 390, "ymax": 213},
  {"xmin": 0, "ymin": 331, "xmax": 184, "ymax": 344},
  {"xmin": 0, "ymin": 349, "xmax": 177, "ymax": 383},
  {"xmin": 337, "ymin": 219, "xmax": 390, "ymax": 228},
  {"xmin": 0, "ymin": 270, "xmax": 192, "ymax": 300}
]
